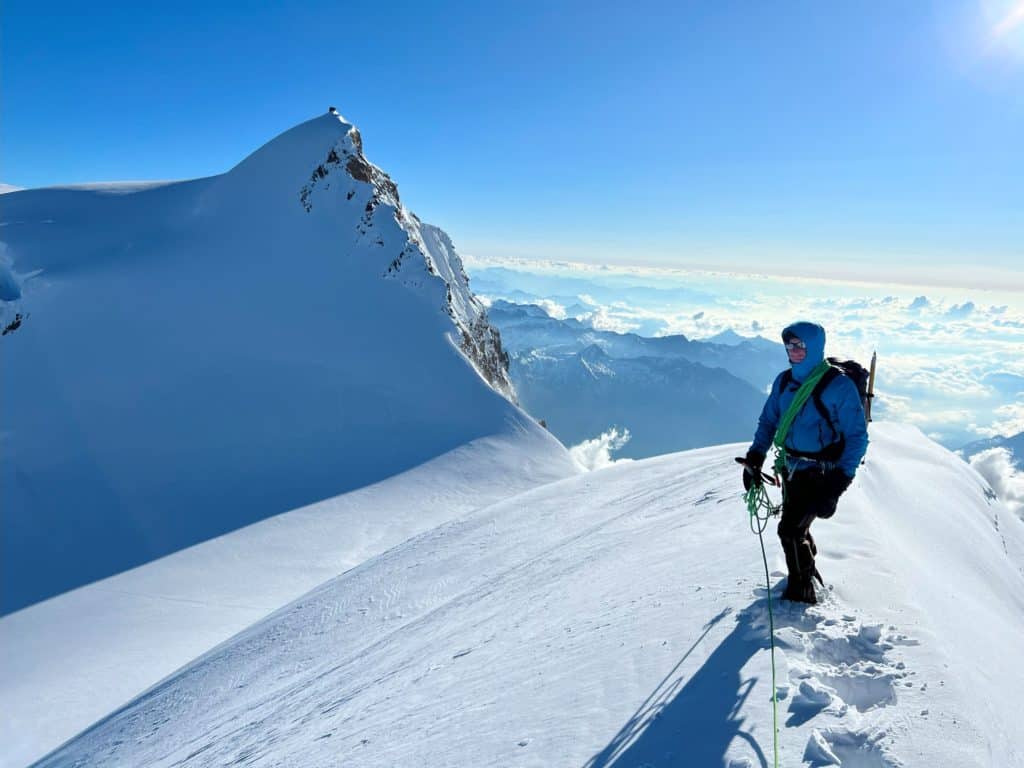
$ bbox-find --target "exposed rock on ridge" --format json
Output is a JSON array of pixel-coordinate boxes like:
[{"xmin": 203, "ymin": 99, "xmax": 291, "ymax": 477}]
[{"xmin": 298, "ymin": 110, "xmax": 514, "ymax": 400}]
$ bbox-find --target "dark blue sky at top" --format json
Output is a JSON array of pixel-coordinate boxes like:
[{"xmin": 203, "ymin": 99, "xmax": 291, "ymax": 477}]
[{"xmin": 3, "ymin": 0, "xmax": 1023, "ymax": 278}]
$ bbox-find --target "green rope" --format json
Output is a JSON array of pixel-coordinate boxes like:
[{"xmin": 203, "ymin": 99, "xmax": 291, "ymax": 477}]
[
  {"xmin": 746, "ymin": 479, "xmax": 782, "ymax": 768},
  {"xmin": 768, "ymin": 358, "xmax": 832, "ymax": 490},
  {"xmin": 744, "ymin": 359, "xmax": 830, "ymax": 766},
  {"xmin": 772, "ymin": 359, "xmax": 831, "ymax": 450}
]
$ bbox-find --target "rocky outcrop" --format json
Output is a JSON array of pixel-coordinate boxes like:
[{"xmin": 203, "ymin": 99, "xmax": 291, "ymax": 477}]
[{"xmin": 296, "ymin": 111, "xmax": 515, "ymax": 401}]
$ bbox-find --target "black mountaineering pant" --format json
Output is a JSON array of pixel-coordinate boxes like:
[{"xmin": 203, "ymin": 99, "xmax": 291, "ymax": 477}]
[{"xmin": 778, "ymin": 467, "xmax": 840, "ymax": 603}]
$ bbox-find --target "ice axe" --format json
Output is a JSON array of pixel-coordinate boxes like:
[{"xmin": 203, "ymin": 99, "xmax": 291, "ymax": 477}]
[
  {"xmin": 865, "ymin": 350, "xmax": 877, "ymax": 424},
  {"xmin": 734, "ymin": 456, "xmax": 780, "ymax": 487}
]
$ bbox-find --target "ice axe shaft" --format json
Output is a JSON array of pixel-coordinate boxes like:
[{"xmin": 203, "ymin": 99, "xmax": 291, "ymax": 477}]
[
  {"xmin": 735, "ymin": 457, "xmax": 780, "ymax": 486},
  {"xmin": 866, "ymin": 351, "xmax": 877, "ymax": 423}
]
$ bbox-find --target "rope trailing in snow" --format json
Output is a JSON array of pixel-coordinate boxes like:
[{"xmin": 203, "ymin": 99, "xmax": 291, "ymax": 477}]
[{"xmin": 746, "ymin": 480, "xmax": 781, "ymax": 768}]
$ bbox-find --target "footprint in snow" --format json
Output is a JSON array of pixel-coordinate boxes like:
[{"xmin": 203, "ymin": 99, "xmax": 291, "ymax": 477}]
[
  {"xmin": 804, "ymin": 725, "xmax": 902, "ymax": 767},
  {"xmin": 790, "ymin": 617, "xmax": 908, "ymax": 711},
  {"xmin": 748, "ymin": 585, "xmax": 915, "ymax": 764}
]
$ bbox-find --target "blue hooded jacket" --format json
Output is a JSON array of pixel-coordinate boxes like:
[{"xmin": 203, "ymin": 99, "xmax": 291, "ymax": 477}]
[{"xmin": 749, "ymin": 321, "xmax": 868, "ymax": 477}]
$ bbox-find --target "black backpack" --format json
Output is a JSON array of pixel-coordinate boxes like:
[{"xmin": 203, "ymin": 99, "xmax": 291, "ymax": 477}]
[{"xmin": 780, "ymin": 357, "xmax": 870, "ymax": 442}]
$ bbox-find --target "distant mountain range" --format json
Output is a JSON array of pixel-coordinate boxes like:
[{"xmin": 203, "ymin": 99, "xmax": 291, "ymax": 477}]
[
  {"xmin": 960, "ymin": 430, "xmax": 1024, "ymax": 471},
  {"xmin": 487, "ymin": 300, "xmax": 782, "ymax": 390},
  {"xmin": 487, "ymin": 300, "xmax": 784, "ymax": 458}
]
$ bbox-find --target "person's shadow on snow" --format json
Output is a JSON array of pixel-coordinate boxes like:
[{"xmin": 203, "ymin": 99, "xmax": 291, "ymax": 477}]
[{"xmin": 583, "ymin": 602, "xmax": 778, "ymax": 768}]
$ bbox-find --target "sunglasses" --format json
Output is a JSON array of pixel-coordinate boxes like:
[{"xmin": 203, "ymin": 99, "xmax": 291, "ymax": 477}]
[{"xmin": 785, "ymin": 340, "xmax": 806, "ymax": 351}]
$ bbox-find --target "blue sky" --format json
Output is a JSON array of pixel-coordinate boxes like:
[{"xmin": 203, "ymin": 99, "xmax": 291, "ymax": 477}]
[{"xmin": 3, "ymin": 1, "xmax": 1023, "ymax": 282}]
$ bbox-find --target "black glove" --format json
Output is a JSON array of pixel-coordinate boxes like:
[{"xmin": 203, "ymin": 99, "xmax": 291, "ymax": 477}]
[
  {"xmin": 823, "ymin": 468, "xmax": 853, "ymax": 498},
  {"xmin": 742, "ymin": 449, "xmax": 766, "ymax": 491}
]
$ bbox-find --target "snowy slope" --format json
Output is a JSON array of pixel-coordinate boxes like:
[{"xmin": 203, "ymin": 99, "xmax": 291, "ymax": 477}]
[
  {"xmin": 0, "ymin": 110, "xmax": 544, "ymax": 614},
  {"xmin": 0, "ymin": 429, "xmax": 576, "ymax": 768},
  {"xmin": 36, "ymin": 424, "xmax": 1024, "ymax": 767}
]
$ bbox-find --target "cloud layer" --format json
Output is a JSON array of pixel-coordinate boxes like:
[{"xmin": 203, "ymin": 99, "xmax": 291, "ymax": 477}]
[
  {"xmin": 467, "ymin": 254, "xmax": 1024, "ymax": 448},
  {"xmin": 968, "ymin": 447, "xmax": 1024, "ymax": 521},
  {"xmin": 569, "ymin": 428, "xmax": 632, "ymax": 471}
]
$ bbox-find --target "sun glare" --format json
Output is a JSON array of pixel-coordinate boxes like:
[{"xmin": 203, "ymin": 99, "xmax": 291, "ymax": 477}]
[{"xmin": 993, "ymin": 0, "xmax": 1024, "ymax": 36}]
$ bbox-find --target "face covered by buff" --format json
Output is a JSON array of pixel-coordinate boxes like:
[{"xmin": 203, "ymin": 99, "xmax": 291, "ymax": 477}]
[{"xmin": 781, "ymin": 321, "xmax": 826, "ymax": 382}]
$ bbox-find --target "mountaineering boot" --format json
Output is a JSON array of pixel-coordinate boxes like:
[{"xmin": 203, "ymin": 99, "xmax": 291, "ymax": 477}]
[
  {"xmin": 782, "ymin": 572, "xmax": 818, "ymax": 604},
  {"xmin": 782, "ymin": 536, "xmax": 801, "ymax": 581},
  {"xmin": 781, "ymin": 539, "xmax": 818, "ymax": 604},
  {"xmin": 804, "ymin": 531, "xmax": 824, "ymax": 584}
]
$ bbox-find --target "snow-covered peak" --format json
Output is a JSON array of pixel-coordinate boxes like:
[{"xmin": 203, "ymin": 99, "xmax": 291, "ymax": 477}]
[
  {"xmin": 200, "ymin": 110, "xmax": 375, "ymax": 213},
  {"xmin": 201, "ymin": 108, "xmax": 512, "ymax": 397},
  {"xmin": 0, "ymin": 107, "xmax": 541, "ymax": 616},
  {"xmin": 578, "ymin": 342, "xmax": 611, "ymax": 362},
  {"xmin": 227, "ymin": 110, "xmax": 354, "ymax": 179},
  {"xmin": 706, "ymin": 327, "xmax": 747, "ymax": 345}
]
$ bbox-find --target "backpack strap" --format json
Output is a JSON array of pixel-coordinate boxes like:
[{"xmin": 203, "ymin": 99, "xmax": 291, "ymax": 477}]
[
  {"xmin": 773, "ymin": 360, "xmax": 832, "ymax": 451},
  {"xmin": 779, "ymin": 365, "xmax": 842, "ymax": 443},
  {"xmin": 811, "ymin": 366, "xmax": 841, "ymax": 442}
]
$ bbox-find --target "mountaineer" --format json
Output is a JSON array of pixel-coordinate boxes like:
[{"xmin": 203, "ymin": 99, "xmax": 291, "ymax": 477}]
[{"xmin": 741, "ymin": 321, "xmax": 869, "ymax": 604}]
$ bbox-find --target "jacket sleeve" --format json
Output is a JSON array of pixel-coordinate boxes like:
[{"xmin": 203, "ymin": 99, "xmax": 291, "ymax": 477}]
[
  {"xmin": 750, "ymin": 373, "xmax": 784, "ymax": 455},
  {"xmin": 832, "ymin": 376, "xmax": 869, "ymax": 477}
]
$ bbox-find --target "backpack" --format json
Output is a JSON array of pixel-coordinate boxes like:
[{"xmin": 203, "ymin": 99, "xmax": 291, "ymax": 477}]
[{"xmin": 780, "ymin": 357, "xmax": 870, "ymax": 443}]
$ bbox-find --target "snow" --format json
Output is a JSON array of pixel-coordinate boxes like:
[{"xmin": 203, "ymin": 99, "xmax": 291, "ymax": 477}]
[
  {"xmin": 0, "ymin": 429, "xmax": 576, "ymax": 768},
  {"xmin": 0, "ymin": 111, "xmax": 537, "ymax": 614},
  {"xmin": 5, "ymin": 110, "xmax": 1024, "ymax": 768},
  {"xmin": 706, "ymin": 328, "xmax": 752, "ymax": 345},
  {"xmin": 0, "ymin": 109, "xmax": 582, "ymax": 766},
  {"xmin": 27, "ymin": 423, "xmax": 1024, "ymax": 767}
]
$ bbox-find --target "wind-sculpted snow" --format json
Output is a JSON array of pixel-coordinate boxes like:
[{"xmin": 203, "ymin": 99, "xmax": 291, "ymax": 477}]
[
  {"xmin": 36, "ymin": 424, "xmax": 1024, "ymax": 767},
  {"xmin": 0, "ymin": 111, "xmax": 539, "ymax": 614},
  {"xmin": 0, "ymin": 429, "xmax": 577, "ymax": 768}
]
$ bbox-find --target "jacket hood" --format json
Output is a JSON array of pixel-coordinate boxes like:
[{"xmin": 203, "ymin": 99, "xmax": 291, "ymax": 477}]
[{"xmin": 782, "ymin": 321, "xmax": 826, "ymax": 381}]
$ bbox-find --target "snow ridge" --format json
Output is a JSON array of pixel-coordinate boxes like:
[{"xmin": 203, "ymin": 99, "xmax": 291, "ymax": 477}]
[
  {"xmin": 264, "ymin": 110, "xmax": 514, "ymax": 397},
  {"xmin": 0, "ymin": 109, "xmax": 537, "ymax": 615},
  {"xmin": 32, "ymin": 424, "xmax": 1024, "ymax": 767}
]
